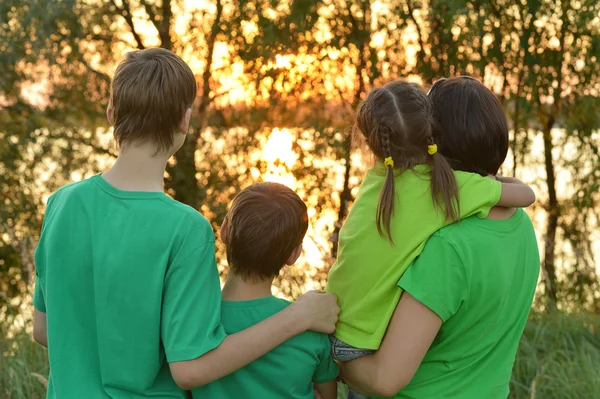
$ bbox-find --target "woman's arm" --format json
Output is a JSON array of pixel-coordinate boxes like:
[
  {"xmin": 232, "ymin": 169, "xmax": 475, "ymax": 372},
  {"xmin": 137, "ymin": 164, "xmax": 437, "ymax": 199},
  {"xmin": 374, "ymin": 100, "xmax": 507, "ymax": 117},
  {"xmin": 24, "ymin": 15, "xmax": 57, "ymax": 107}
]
[
  {"xmin": 497, "ymin": 177, "xmax": 536, "ymax": 208},
  {"xmin": 339, "ymin": 292, "xmax": 442, "ymax": 398}
]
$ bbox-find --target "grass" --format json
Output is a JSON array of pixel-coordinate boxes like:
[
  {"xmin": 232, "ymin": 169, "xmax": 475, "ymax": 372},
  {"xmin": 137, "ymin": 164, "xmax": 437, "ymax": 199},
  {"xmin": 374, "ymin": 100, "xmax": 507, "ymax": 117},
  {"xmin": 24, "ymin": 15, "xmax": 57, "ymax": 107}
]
[
  {"xmin": 0, "ymin": 322, "xmax": 48, "ymax": 399},
  {"xmin": 2, "ymin": 313, "xmax": 599, "ymax": 399}
]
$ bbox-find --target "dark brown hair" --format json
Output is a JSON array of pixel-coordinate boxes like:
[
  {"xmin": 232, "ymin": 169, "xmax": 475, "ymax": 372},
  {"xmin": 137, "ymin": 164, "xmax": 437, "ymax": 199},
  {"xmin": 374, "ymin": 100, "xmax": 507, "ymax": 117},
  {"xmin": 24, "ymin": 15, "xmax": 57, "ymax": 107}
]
[
  {"xmin": 355, "ymin": 80, "xmax": 460, "ymax": 243},
  {"xmin": 224, "ymin": 182, "xmax": 309, "ymax": 281},
  {"xmin": 110, "ymin": 48, "xmax": 197, "ymax": 153},
  {"xmin": 428, "ymin": 77, "xmax": 509, "ymax": 176}
]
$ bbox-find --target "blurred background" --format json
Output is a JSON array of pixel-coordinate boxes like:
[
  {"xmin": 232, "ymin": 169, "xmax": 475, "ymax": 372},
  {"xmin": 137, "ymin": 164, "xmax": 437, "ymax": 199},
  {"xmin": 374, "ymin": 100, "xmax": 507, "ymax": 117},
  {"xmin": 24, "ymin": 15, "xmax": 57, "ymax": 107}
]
[{"xmin": 1, "ymin": 0, "xmax": 599, "ymax": 397}]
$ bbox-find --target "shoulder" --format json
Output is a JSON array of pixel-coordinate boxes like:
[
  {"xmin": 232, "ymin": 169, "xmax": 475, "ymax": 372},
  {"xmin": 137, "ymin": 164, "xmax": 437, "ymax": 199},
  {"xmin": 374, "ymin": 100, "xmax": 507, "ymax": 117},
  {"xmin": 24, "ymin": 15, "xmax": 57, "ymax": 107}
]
[
  {"xmin": 273, "ymin": 297, "xmax": 293, "ymax": 309},
  {"xmin": 453, "ymin": 170, "xmax": 500, "ymax": 188},
  {"xmin": 48, "ymin": 178, "xmax": 94, "ymax": 202},
  {"xmin": 162, "ymin": 198, "xmax": 213, "ymax": 232}
]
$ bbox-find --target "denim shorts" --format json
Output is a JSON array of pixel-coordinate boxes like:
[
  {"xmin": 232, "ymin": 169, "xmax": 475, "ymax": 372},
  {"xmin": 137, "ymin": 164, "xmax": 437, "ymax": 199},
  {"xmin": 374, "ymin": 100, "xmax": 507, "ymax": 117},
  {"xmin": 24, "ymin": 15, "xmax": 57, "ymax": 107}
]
[{"xmin": 329, "ymin": 336, "xmax": 375, "ymax": 399}]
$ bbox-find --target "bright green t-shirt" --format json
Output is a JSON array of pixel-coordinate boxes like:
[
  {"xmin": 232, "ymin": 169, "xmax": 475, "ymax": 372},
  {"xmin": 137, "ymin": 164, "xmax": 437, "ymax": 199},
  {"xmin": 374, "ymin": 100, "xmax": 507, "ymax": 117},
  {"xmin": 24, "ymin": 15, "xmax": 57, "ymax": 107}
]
[
  {"xmin": 325, "ymin": 164, "xmax": 502, "ymax": 349},
  {"xmin": 33, "ymin": 175, "xmax": 226, "ymax": 399},
  {"xmin": 192, "ymin": 296, "xmax": 339, "ymax": 399},
  {"xmin": 390, "ymin": 209, "xmax": 540, "ymax": 398}
]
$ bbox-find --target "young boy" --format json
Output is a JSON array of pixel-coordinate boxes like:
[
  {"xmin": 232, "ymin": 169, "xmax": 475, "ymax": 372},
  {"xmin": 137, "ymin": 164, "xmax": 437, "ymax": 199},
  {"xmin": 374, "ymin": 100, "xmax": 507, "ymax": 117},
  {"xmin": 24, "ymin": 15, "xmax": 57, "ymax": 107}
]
[
  {"xmin": 192, "ymin": 182, "xmax": 338, "ymax": 399},
  {"xmin": 32, "ymin": 48, "xmax": 339, "ymax": 398}
]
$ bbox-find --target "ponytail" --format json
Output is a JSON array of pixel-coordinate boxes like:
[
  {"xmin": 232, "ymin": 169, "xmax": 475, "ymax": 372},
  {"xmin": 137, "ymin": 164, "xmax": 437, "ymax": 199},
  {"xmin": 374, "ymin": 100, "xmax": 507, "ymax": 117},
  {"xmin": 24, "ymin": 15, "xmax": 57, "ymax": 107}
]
[
  {"xmin": 376, "ymin": 126, "xmax": 396, "ymax": 244},
  {"xmin": 430, "ymin": 150, "xmax": 460, "ymax": 222}
]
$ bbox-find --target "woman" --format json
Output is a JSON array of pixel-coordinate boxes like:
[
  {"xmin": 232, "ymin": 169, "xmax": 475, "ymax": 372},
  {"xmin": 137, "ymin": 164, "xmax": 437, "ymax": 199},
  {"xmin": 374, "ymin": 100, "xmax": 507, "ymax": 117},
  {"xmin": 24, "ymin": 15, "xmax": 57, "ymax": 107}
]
[{"xmin": 338, "ymin": 77, "xmax": 540, "ymax": 399}]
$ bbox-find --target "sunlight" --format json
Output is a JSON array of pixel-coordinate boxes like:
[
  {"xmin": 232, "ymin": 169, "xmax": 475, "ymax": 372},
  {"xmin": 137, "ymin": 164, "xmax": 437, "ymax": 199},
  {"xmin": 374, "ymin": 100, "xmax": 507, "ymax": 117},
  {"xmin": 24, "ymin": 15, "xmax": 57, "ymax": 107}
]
[{"xmin": 262, "ymin": 128, "xmax": 298, "ymax": 188}]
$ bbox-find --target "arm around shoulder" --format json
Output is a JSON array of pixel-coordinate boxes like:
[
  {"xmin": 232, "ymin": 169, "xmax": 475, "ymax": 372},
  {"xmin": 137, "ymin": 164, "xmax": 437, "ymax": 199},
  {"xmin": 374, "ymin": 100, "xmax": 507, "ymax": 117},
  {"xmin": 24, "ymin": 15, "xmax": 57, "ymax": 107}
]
[
  {"xmin": 169, "ymin": 291, "xmax": 339, "ymax": 390},
  {"xmin": 497, "ymin": 179, "xmax": 535, "ymax": 208}
]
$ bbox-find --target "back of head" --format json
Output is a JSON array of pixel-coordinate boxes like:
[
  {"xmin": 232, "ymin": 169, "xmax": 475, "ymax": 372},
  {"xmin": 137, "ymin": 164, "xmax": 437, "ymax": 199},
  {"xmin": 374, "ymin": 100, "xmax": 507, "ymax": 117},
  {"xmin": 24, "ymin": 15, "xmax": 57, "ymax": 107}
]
[
  {"xmin": 355, "ymin": 80, "xmax": 433, "ymax": 169},
  {"xmin": 110, "ymin": 48, "xmax": 197, "ymax": 153},
  {"xmin": 224, "ymin": 182, "xmax": 309, "ymax": 281},
  {"xmin": 354, "ymin": 80, "xmax": 459, "ymax": 242},
  {"xmin": 429, "ymin": 77, "xmax": 509, "ymax": 176}
]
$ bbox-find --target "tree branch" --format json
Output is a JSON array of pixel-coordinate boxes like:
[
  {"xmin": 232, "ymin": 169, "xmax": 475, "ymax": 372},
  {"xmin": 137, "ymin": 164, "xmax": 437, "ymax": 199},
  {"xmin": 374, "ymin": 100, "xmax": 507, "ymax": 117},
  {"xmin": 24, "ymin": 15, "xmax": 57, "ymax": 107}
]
[
  {"xmin": 110, "ymin": 0, "xmax": 146, "ymax": 49},
  {"xmin": 140, "ymin": 0, "xmax": 172, "ymax": 49},
  {"xmin": 198, "ymin": 0, "xmax": 223, "ymax": 119}
]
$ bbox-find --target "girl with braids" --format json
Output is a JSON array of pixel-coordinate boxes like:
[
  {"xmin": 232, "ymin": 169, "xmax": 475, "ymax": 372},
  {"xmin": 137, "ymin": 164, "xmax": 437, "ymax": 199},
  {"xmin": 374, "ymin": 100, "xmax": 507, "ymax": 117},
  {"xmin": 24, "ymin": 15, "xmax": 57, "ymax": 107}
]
[{"xmin": 325, "ymin": 80, "xmax": 535, "ymax": 399}]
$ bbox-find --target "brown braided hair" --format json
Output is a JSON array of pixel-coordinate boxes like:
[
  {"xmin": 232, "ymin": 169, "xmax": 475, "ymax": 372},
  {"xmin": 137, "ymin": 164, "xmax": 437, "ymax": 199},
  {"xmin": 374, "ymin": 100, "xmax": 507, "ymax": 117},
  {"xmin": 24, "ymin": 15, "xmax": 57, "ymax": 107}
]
[{"xmin": 354, "ymin": 80, "xmax": 460, "ymax": 243}]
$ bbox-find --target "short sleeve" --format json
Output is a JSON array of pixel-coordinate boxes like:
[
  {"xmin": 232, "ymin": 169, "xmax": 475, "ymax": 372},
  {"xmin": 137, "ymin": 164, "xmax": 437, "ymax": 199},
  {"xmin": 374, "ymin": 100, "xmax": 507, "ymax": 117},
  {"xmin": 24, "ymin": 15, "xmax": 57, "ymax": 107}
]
[
  {"xmin": 162, "ymin": 240, "xmax": 227, "ymax": 362},
  {"xmin": 312, "ymin": 334, "xmax": 340, "ymax": 384},
  {"xmin": 33, "ymin": 275, "xmax": 46, "ymax": 312},
  {"xmin": 398, "ymin": 235, "xmax": 467, "ymax": 322},
  {"xmin": 455, "ymin": 172, "xmax": 502, "ymax": 219},
  {"xmin": 33, "ymin": 195, "xmax": 53, "ymax": 313}
]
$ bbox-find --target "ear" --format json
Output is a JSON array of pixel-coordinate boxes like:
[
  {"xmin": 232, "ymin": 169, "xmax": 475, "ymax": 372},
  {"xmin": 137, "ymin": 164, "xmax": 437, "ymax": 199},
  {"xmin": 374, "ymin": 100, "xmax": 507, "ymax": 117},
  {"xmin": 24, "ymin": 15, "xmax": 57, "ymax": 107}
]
[
  {"xmin": 106, "ymin": 101, "xmax": 114, "ymax": 125},
  {"xmin": 285, "ymin": 244, "xmax": 303, "ymax": 266},
  {"xmin": 219, "ymin": 218, "xmax": 228, "ymax": 243},
  {"xmin": 178, "ymin": 108, "xmax": 192, "ymax": 134}
]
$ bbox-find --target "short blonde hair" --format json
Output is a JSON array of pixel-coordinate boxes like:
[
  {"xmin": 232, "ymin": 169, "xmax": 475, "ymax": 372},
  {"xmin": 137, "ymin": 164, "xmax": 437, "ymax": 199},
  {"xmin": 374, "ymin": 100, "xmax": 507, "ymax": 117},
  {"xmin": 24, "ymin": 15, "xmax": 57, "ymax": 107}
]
[{"xmin": 110, "ymin": 48, "xmax": 197, "ymax": 152}]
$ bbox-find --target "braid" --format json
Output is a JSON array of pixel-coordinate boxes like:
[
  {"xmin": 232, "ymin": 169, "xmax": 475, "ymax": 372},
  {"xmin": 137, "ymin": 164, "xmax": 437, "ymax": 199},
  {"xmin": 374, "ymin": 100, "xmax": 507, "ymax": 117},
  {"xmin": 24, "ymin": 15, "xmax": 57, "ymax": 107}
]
[
  {"xmin": 381, "ymin": 126, "xmax": 393, "ymax": 163},
  {"xmin": 376, "ymin": 124, "xmax": 397, "ymax": 244}
]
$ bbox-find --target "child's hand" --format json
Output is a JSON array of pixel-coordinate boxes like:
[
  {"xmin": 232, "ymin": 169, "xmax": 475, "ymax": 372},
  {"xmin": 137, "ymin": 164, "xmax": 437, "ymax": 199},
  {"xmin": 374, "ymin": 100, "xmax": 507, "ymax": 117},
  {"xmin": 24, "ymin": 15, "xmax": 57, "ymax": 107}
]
[{"xmin": 293, "ymin": 290, "xmax": 340, "ymax": 334}]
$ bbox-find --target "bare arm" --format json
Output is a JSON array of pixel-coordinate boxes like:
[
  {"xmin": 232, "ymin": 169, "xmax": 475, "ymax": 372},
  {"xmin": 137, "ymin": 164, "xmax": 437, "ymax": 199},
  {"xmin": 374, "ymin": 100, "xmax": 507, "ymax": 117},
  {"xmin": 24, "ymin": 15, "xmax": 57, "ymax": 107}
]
[
  {"xmin": 339, "ymin": 292, "xmax": 442, "ymax": 398},
  {"xmin": 169, "ymin": 291, "xmax": 339, "ymax": 390},
  {"xmin": 314, "ymin": 380, "xmax": 338, "ymax": 399},
  {"xmin": 497, "ymin": 178, "xmax": 535, "ymax": 208},
  {"xmin": 33, "ymin": 308, "xmax": 48, "ymax": 347}
]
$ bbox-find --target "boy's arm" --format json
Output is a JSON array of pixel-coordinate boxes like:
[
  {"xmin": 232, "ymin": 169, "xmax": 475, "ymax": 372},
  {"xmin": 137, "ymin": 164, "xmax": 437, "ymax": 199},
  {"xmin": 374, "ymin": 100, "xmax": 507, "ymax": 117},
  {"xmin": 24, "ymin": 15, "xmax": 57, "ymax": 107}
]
[
  {"xmin": 314, "ymin": 381, "xmax": 337, "ymax": 399},
  {"xmin": 495, "ymin": 175, "xmax": 535, "ymax": 208},
  {"xmin": 169, "ymin": 291, "xmax": 339, "ymax": 390},
  {"xmin": 33, "ymin": 270, "xmax": 47, "ymax": 347},
  {"xmin": 33, "ymin": 309, "xmax": 48, "ymax": 347}
]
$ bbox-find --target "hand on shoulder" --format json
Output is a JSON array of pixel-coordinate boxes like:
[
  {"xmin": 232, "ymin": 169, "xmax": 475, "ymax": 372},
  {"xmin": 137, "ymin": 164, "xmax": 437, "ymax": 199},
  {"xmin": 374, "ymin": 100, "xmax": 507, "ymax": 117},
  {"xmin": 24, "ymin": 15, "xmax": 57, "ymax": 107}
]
[{"xmin": 293, "ymin": 290, "xmax": 340, "ymax": 334}]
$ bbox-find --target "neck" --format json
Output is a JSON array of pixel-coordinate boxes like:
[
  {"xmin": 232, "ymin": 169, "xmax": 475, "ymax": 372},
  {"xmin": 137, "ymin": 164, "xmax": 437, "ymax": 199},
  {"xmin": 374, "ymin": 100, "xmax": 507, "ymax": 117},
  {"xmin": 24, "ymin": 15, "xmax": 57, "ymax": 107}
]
[
  {"xmin": 102, "ymin": 143, "xmax": 170, "ymax": 192},
  {"xmin": 222, "ymin": 272, "xmax": 273, "ymax": 301}
]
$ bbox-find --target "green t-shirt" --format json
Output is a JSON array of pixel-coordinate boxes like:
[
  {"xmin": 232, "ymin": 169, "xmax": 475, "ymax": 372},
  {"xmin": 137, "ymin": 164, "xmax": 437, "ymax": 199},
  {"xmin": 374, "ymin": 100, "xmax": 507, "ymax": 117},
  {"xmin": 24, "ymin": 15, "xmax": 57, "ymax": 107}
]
[
  {"xmin": 390, "ymin": 209, "xmax": 540, "ymax": 399},
  {"xmin": 325, "ymin": 164, "xmax": 501, "ymax": 349},
  {"xmin": 33, "ymin": 175, "xmax": 227, "ymax": 399},
  {"xmin": 192, "ymin": 296, "xmax": 339, "ymax": 399}
]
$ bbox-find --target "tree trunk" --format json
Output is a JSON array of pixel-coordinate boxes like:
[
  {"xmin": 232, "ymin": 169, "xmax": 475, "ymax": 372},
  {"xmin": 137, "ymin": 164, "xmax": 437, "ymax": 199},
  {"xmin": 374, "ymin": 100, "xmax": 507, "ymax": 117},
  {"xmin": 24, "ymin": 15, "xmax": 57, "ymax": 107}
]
[
  {"xmin": 166, "ymin": 0, "xmax": 222, "ymax": 206},
  {"xmin": 542, "ymin": 118, "xmax": 559, "ymax": 305},
  {"xmin": 330, "ymin": 5, "xmax": 371, "ymax": 257},
  {"xmin": 331, "ymin": 133, "xmax": 353, "ymax": 258}
]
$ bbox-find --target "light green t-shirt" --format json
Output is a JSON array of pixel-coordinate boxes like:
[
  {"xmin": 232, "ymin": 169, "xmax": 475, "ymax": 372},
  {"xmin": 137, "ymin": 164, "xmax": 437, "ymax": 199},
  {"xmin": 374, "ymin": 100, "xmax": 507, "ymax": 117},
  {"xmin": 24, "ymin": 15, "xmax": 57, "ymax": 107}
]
[
  {"xmin": 33, "ymin": 175, "xmax": 226, "ymax": 399},
  {"xmin": 389, "ymin": 209, "xmax": 540, "ymax": 398},
  {"xmin": 192, "ymin": 296, "xmax": 339, "ymax": 399},
  {"xmin": 325, "ymin": 164, "xmax": 501, "ymax": 349}
]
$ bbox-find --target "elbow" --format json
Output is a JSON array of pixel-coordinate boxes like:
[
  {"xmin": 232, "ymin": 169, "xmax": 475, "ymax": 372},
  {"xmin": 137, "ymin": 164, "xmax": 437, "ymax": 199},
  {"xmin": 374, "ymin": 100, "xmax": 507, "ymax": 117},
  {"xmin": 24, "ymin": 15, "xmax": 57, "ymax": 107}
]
[
  {"xmin": 171, "ymin": 371, "xmax": 195, "ymax": 391},
  {"xmin": 170, "ymin": 362, "xmax": 211, "ymax": 391},
  {"xmin": 32, "ymin": 326, "xmax": 47, "ymax": 348},
  {"xmin": 371, "ymin": 369, "xmax": 410, "ymax": 398},
  {"xmin": 525, "ymin": 189, "xmax": 536, "ymax": 207},
  {"xmin": 33, "ymin": 332, "xmax": 47, "ymax": 347},
  {"xmin": 373, "ymin": 383, "xmax": 406, "ymax": 398}
]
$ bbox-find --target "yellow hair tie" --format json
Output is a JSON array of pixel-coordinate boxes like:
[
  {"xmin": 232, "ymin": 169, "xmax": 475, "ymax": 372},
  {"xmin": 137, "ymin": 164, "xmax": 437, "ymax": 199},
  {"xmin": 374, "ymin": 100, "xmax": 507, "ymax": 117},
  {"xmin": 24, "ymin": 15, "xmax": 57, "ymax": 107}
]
[
  {"xmin": 428, "ymin": 144, "xmax": 438, "ymax": 155},
  {"xmin": 384, "ymin": 156, "xmax": 394, "ymax": 168}
]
